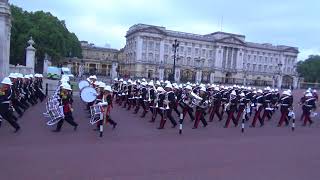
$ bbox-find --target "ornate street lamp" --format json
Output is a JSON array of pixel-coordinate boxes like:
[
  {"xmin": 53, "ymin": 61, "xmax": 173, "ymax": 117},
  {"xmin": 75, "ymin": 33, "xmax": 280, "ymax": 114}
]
[{"xmin": 170, "ymin": 39, "xmax": 179, "ymax": 82}]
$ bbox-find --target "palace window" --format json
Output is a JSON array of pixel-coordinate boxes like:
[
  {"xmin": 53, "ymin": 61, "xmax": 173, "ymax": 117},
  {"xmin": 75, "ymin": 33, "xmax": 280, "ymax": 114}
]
[
  {"xmin": 195, "ymin": 48, "xmax": 199, "ymax": 55},
  {"xmin": 155, "ymin": 54, "xmax": 159, "ymax": 61},
  {"xmin": 185, "ymin": 42, "xmax": 188, "ymax": 46},
  {"xmin": 148, "ymin": 41, "xmax": 154, "ymax": 51},
  {"xmin": 188, "ymin": 47, "xmax": 191, "ymax": 55},
  {"xmin": 148, "ymin": 53, "xmax": 153, "ymax": 61},
  {"xmin": 202, "ymin": 49, "xmax": 206, "ymax": 57},
  {"xmin": 142, "ymin": 53, "xmax": 146, "ymax": 60},
  {"xmin": 164, "ymin": 45, "xmax": 169, "ymax": 53},
  {"xmin": 206, "ymin": 45, "xmax": 209, "ymax": 48},
  {"xmin": 180, "ymin": 46, "xmax": 184, "ymax": 54},
  {"xmin": 143, "ymin": 41, "xmax": 147, "ymax": 51},
  {"xmin": 155, "ymin": 42, "xmax": 160, "ymax": 52},
  {"xmin": 209, "ymin": 50, "xmax": 213, "ymax": 57}
]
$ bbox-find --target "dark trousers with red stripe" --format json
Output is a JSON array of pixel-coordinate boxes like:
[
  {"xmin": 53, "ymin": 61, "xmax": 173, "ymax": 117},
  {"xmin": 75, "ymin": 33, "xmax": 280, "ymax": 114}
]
[
  {"xmin": 209, "ymin": 103, "xmax": 222, "ymax": 121},
  {"xmin": 235, "ymin": 106, "xmax": 247, "ymax": 123},
  {"xmin": 158, "ymin": 109, "xmax": 177, "ymax": 128},
  {"xmin": 193, "ymin": 109, "xmax": 207, "ymax": 128},
  {"xmin": 56, "ymin": 112, "xmax": 78, "ymax": 131},
  {"xmin": 251, "ymin": 106, "xmax": 264, "ymax": 127},
  {"xmin": 151, "ymin": 108, "xmax": 163, "ymax": 122},
  {"xmin": 225, "ymin": 110, "xmax": 237, "ymax": 128},
  {"xmin": 261, "ymin": 108, "xmax": 272, "ymax": 121},
  {"xmin": 182, "ymin": 105, "xmax": 195, "ymax": 121},
  {"xmin": 303, "ymin": 111, "xmax": 313, "ymax": 125},
  {"xmin": 278, "ymin": 109, "xmax": 289, "ymax": 126}
]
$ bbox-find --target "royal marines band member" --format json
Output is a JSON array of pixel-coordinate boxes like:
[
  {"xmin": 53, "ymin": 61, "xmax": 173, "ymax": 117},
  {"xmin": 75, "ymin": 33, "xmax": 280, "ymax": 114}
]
[
  {"xmin": 134, "ymin": 81, "xmax": 148, "ymax": 116},
  {"xmin": 192, "ymin": 86, "xmax": 208, "ymax": 129},
  {"xmin": 95, "ymin": 85, "xmax": 117, "ymax": 136},
  {"xmin": 0, "ymin": 77, "xmax": 20, "ymax": 132},
  {"xmin": 180, "ymin": 85, "xmax": 195, "ymax": 122},
  {"xmin": 261, "ymin": 87, "xmax": 273, "ymax": 122},
  {"xmin": 157, "ymin": 83, "xmax": 177, "ymax": 129},
  {"xmin": 112, "ymin": 78, "xmax": 119, "ymax": 100},
  {"xmin": 52, "ymin": 83, "xmax": 78, "ymax": 132},
  {"xmin": 235, "ymin": 92, "xmax": 249, "ymax": 123},
  {"xmin": 9, "ymin": 74, "xmax": 27, "ymax": 118},
  {"xmin": 224, "ymin": 90, "xmax": 238, "ymax": 128},
  {"xmin": 150, "ymin": 86, "xmax": 166, "ymax": 123},
  {"xmin": 209, "ymin": 86, "xmax": 222, "ymax": 122},
  {"xmin": 302, "ymin": 92, "xmax": 316, "ymax": 126},
  {"xmin": 277, "ymin": 90, "xmax": 293, "ymax": 127},
  {"xmin": 250, "ymin": 89, "xmax": 265, "ymax": 127}
]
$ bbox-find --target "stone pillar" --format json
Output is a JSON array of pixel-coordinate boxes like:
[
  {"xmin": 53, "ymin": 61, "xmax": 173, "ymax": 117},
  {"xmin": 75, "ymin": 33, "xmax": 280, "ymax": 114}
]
[
  {"xmin": 43, "ymin": 53, "xmax": 51, "ymax": 76},
  {"xmin": 26, "ymin": 37, "xmax": 36, "ymax": 74},
  {"xmin": 196, "ymin": 69, "xmax": 202, "ymax": 83},
  {"xmin": 0, "ymin": 0, "xmax": 10, "ymax": 79},
  {"xmin": 111, "ymin": 61, "xmax": 118, "ymax": 79},
  {"xmin": 215, "ymin": 46, "xmax": 222, "ymax": 69},
  {"xmin": 159, "ymin": 66, "xmax": 164, "ymax": 81},
  {"xmin": 293, "ymin": 76, "xmax": 299, "ymax": 89},
  {"xmin": 277, "ymin": 75, "xmax": 283, "ymax": 89},
  {"xmin": 136, "ymin": 36, "xmax": 142, "ymax": 61},
  {"xmin": 174, "ymin": 66, "xmax": 181, "ymax": 82},
  {"xmin": 210, "ymin": 72, "xmax": 215, "ymax": 84}
]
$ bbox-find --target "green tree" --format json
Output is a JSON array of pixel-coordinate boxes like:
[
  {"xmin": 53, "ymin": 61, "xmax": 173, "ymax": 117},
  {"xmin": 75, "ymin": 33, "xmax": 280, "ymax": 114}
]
[
  {"xmin": 10, "ymin": 5, "xmax": 82, "ymax": 72},
  {"xmin": 297, "ymin": 55, "xmax": 320, "ymax": 83}
]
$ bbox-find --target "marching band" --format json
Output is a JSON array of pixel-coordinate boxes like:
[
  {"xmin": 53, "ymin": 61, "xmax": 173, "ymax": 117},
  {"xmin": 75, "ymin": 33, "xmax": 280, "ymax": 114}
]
[
  {"xmin": 0, "ymin": 73, "xmax": 45, "ymax": 132},
  {"xmin": 1, "ymin": 72, "xmax": 318, "ymax": 136},
  {"xmin": 111, "ymin": 78, "xmax": 318, "ymax": 132}
]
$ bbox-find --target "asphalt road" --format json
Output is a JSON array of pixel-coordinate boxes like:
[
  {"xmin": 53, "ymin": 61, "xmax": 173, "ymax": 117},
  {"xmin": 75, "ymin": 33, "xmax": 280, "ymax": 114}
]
[{"xmin": 1, "ymin": 90, "xmax": 320, "ymax": 180}]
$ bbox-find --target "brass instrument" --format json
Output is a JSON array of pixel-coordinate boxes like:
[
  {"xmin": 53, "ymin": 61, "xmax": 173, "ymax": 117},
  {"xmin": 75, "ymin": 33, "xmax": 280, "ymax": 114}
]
[
  {"xmin": 190, "ymin": 92, "xmax": 203, "ymax": 107},
  {"xmin": 164, "ymin": 91, "xmax": 173, "ymax": 110}
]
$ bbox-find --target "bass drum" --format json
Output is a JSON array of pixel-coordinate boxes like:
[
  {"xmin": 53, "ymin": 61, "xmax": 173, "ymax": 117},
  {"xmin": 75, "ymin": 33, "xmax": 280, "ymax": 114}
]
[
  {"xmin": 80, "ymin": 87, "xmax": 97, "ymax": 103},
  {"xmin": 78, "ymin": 80, "xmax": 90, "ymax": 90}
]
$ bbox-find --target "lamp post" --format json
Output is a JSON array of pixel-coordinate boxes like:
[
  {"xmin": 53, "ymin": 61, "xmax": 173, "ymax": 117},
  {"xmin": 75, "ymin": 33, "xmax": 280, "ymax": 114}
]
[
  {"xmin": 170, "ymin": 39, "xmax": 179, "ymax": 82},
  {"xmin": 277, "ymin": 62, "xmax": 283, "ymax": 89},
  {"xmin": 243, "ymin": 63, "xmax": 249, "ymax": 86}
]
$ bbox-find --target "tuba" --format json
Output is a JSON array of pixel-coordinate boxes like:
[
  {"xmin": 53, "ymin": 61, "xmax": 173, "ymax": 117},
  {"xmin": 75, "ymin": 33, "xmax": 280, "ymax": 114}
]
[{"xmin": 190, "ymin": 92, "xmax": 203, "ymax": 107}]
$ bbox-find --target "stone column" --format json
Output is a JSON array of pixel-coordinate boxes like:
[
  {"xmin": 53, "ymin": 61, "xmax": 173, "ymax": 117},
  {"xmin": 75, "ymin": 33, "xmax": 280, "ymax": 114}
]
[
  {"xmin": 159, "ymin": 66, "xmax": 164, "ymax": 81},
  {"xmin": 159, "ymin": 39, "xmax": 164, "ymax": 64},
  {"xmin": 293, "ymin": 76, "xmax": 299, "ymax": 89},
  {"xmin": 136, "ymin": 36, "xmax": 142, "ymax": 62},
  {"xmin": 0, "ymin": 0, "xmax": 10, "ymax": 79},
  {"xmin": 111, "ymin": 61, "xmax": 118, "ymax": 79},
  {"xmin": 26, "ymin": 37, "xmax": 36, "ymax": 74},
  {"xmin": 277, "ymin": 75, "xmax": 283, "ymax": 89},
  {"xmin": 210, "ymin": 72, "xmax": 215, "ymax": 84},
  {"xmin": 174, "ymin": 66, "xmax": 181, "ymax": 83},
  {"xmin": 215, "ymin": 46, "xmax": 222, "ymax": 69},
  {"xmin": 196, "ymin": 69, "xmax": 202, "ymax": 83}
]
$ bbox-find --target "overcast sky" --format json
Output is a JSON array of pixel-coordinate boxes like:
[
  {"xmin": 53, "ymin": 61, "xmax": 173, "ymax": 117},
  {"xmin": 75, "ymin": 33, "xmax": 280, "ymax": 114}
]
[{"xmin": 10, "ymin": 0, "xmax": 320, "ymax": 60}]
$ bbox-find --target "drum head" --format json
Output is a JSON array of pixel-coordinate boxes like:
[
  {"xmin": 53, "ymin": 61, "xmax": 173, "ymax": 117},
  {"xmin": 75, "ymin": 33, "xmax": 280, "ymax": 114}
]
[
  {"xmin": 80, "ymin": 87, "xmax": 97, "ymax": 103},
  {"xmin": 78, "ymin": 80, "xmax": 90, "ymax": 90}
]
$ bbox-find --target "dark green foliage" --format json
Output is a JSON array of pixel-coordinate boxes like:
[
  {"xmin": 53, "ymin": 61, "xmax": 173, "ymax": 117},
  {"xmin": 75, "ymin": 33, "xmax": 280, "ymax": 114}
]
[
  {"xmin": 10, "ymin": 5, "xmax": 82, "ymax": 71},
  {"xmin": 297, "ymin": 55, "xmax": 320, "ymax": 83}
]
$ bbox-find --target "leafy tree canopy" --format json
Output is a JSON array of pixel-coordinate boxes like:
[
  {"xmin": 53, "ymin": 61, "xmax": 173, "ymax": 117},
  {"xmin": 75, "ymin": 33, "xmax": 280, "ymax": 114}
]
[
  {"xmin": 10, "ymin": 5, "xmax": 82, "ymax": 71},
  {"xmin": 297, "ymin": 55, "xmax": 320, "ymax": 83}
]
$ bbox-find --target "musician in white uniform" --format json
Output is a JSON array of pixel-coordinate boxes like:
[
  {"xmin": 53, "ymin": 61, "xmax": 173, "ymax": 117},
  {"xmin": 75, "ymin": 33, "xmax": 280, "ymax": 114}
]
[{"xmin": 193, "ymin": 86, "xmax": 208, "ymax": 129}]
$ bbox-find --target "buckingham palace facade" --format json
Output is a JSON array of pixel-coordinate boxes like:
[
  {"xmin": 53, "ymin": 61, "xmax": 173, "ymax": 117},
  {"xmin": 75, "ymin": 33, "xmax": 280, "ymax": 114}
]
[{"xmin": 123, "ymin": 24, "xmax": 299, "ymax": 88}]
